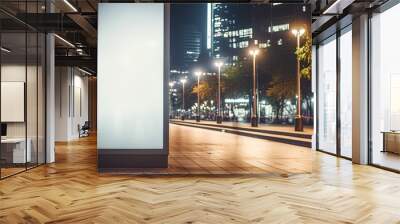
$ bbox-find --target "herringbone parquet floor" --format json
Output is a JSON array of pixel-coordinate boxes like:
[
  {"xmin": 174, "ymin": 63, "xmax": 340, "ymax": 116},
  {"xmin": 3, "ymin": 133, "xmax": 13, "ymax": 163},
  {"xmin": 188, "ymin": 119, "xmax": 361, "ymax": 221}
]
[{"xmin": 1, "ymin": 125, "xmax": 400, "ymax": 223}]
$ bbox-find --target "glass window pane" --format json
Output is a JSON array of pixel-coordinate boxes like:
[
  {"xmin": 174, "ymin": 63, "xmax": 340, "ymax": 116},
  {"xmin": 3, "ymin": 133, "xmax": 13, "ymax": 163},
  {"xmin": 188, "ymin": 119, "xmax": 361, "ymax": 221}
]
[
  {"xmin": 27, "ymin": 31, "xmax": 38, "ymax": 169},
  {"xmin": 371, "ymin": 4, "xmax": 400, "ymax": 171},
  {"xmin": 317, "ymin": 36, "xmax": 337, "ymax": 154},
  {"xmin": 340, "ymin": 29, "xmax": 352, "ymax": 158},
  {"xmin": 1, "ymin": 31, "xmax": 28, "ymax": 177}
]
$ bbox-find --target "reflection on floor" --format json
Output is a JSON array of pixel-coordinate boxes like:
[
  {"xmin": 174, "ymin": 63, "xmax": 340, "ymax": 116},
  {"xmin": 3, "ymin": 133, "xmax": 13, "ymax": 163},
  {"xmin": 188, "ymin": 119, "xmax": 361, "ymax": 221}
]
[
  {"xmin": 373, "ymin": 151, "xmax": 400, "ymax": 171},
  {"xmin": 0, "ymin": 167, "xmax": 25, "ymax": 178},
  {"xmin": 1, "ymin": 126, "xmax": 400, "ymax": 222},
  {"xmin": 0, "ymin": 163, "xmax": 44, "ymax": 179}
]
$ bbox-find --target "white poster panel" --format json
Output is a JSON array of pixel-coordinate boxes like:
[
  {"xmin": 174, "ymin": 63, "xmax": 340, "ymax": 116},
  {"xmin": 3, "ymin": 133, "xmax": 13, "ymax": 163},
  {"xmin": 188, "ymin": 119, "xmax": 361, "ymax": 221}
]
[{"xmin": 98, "ymin": 3, "xmax": 164, "ymax": 149}]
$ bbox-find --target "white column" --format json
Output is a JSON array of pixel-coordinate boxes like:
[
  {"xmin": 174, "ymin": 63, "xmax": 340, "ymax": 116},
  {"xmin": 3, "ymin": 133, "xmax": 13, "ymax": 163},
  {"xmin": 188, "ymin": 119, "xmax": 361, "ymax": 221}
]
[
  {"xmin": 352, "ymin": 14, "xmax": 369, "ymax": 164},
  {"xmin": 46, "ymin": 32, "xmax": 55, "ymax": 163}
]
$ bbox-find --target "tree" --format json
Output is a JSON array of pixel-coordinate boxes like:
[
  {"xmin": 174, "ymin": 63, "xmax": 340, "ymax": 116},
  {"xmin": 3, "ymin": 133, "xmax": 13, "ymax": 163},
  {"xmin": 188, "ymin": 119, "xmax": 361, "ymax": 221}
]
[
  {"xmin": 223, "ymin": 62, "xmax": 249, "ymax": 98},
  {"xmin": 191, "ymin": 62, "xmax": 251, "ymax": 120},
  {"xmin": 222, "ymin": 62, "xmax": 251, "ymax": 119},
  {"xmin": 295, "ymin": 35, "xmax": 314, "ymax": 124},
  {"xmin": 192, "ymin": 75, "xmax": 218, "ymax": 103},
  {"xmin": 266, "ymin": 76, "xmax": 296, "ymax": 122},
  {"xmin": 295, "ymin": 36, "xmax": 312, "ymax": 80},
  {"xmin": 192, "ymin": 80, "xmax": 213, "ymax": 101}
]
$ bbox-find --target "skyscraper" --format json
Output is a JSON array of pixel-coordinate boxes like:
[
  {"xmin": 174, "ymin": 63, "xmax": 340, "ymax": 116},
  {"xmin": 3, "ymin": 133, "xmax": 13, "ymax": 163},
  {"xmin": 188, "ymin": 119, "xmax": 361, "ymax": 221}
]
[
  {"xmin": 171, "ymin": 4, "xmax": 207, "ymax": 71},
  {"xmin": 209, "ymin": 3, "xmax": 254, "ymax": 65},
  {"xmin": 208, "ymin": 3, "xmax": 310, "ymax": 73},
  {"xmin": 182, "ymin": 25, "xmax": 202, "ymax": 66}
]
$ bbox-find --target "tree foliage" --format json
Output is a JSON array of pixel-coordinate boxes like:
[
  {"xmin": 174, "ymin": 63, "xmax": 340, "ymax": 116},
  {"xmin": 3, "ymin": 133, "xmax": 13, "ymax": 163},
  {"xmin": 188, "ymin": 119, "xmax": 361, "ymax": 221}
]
[
  {"xmin": 191, "ymin": 75, "xmax": 218, "ymax": 102},
  {"xmin": 223, "ymin": 62, "xmax": 250, "ymax": 98},
  {"xmin": 191, "ymin": 61, "xmax": 250, "ymax": 102},
  {"xmin": 266, "ymin": 76, "xmax": 296, "ymax": 121},
  {"xmin": 295, "ymin": 36, "xmax": 312, "ymax": 80}
]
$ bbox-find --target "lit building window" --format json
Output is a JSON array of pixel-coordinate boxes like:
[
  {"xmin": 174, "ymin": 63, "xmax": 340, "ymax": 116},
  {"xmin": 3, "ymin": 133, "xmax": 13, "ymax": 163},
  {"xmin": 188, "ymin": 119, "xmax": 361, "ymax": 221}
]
[
  {"xmin": 239, "ymin": 41, "xmax": 249, "ymax": 48},
  {"xmin": 259, "ymin": 43, "xmax": 267, "ymax": 48},
  {"xmin": 277, "ymin": 39, "xmax": 283, "ymax": 45},
  {"xmin": 268, "ymin": 24, "xmax": 290, "ymax": 33}
]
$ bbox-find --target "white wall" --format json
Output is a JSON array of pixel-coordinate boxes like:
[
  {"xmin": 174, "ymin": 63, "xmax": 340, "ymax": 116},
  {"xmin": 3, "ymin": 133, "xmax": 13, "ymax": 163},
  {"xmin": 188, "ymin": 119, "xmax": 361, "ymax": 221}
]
[{"xmin": 55, "ymin": 67, "xmax": 89, "ymax": 141}]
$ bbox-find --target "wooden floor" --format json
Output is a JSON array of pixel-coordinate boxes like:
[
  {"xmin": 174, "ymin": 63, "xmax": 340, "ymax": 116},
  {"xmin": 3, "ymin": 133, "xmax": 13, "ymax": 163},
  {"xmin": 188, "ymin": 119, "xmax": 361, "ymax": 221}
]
[{"xmin": 1, "ymin": 125, "xmax": 400, "ymax": 223}]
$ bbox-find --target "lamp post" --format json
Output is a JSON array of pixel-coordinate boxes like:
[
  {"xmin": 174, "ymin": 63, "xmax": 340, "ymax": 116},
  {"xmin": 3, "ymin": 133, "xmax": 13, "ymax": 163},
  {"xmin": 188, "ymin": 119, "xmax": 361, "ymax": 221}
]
[
  {"xmin": 292, "ymin": 28, "xmax": 305, "ymax": 131},
  {"xmin": 249, "ymin": 48, "xmax": 259, "ymax": 127},
  {"xmin": 215, "ymin": 61, "xmax": 223, "ymax": 124},
  {"xmin": 169, "ymin": 81, "xmax": 174, "ymax": 118},
  {"xmin": 180, "ymin": 78, "xmax": 187, "ymax": 121},
  {"xmin": 195, "ymin": 71, "xmax": 202, "ymax": 122}
]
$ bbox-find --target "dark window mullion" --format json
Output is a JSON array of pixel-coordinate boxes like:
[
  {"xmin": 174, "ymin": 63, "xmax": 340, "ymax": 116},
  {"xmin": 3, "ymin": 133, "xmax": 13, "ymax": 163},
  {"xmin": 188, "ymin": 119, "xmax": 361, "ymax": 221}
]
[
  {"xmin": 36, "ymin": 0, "xmax": 39, "ymax": 167},
  {"xmin": 336, "ymin": 30, "xmax": 341, "ymax": 157},
  {"xmin": 24, "ymin": 0, "xmax": 28, "ymax": 171}
]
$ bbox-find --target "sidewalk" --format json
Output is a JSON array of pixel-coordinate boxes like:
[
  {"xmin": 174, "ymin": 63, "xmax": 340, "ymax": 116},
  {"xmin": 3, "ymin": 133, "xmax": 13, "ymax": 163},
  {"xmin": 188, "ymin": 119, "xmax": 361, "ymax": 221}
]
[
  {"xmin": 170, "ymin": 119, "xmax": 313, "ymax": 136},
  {"xmin": 170, "ymin": 119, "xmax": 313, "ymax": 148}
]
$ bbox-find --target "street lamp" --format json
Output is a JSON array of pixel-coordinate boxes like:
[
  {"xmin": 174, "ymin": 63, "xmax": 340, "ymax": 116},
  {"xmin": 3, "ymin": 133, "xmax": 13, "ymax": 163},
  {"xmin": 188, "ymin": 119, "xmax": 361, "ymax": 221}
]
[
  {"xmin": 249, "ymin": 48, "xmax": 259, "ymax": 127},
  {"xmin": 292, "ymin": 28, "xmax": 305, "ymax": 131},
  {"xmin": 195, "ymin": 71, "xmax": 202, "ymax": 122},
  {"xmin": 169, "ymin": 81, "xmax": 175, "ymax": 119},
  {"xmin": 215, "ymin": 61, "xmax": 223, "ymax": 124},
  {"xmin": 180, "ymin": 78, "xmax": 187, "ymax": 121}
]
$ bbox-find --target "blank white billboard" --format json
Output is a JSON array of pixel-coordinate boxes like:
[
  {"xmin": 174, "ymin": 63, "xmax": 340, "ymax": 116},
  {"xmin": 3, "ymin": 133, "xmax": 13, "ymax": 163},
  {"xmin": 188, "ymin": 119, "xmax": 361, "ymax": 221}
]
[{"xmin": 98, "ymin": 3, "xmax": 164, "ymax": 149}]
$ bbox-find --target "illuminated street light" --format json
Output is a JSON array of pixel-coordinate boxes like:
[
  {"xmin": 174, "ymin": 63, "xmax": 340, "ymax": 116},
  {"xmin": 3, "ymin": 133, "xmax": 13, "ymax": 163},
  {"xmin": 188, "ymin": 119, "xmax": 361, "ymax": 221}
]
[
  {"xmin": 292, "ymin": 28, "xmax": 305, "ymax": 131},
  {"xmin": 195, "ymin": 71, "xmax": 203, "ymax": 122},
  {"xmin": 215, "ymin": 61, "xmax": 223, "ymax": 124},
  {"xmin": 180, "ymin": 78, "xmax": 187, "ymax": 120},
  {"xmin": 249, "ymin": 48, "xmax": 260, "ymax": 127}
]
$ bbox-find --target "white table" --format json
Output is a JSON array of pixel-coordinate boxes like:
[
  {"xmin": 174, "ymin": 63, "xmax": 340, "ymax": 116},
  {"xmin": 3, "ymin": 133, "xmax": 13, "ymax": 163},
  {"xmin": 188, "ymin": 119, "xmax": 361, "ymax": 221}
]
[{"xmin": 1, "ymin": 138, "xmax": 31, "ymax": 163}]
